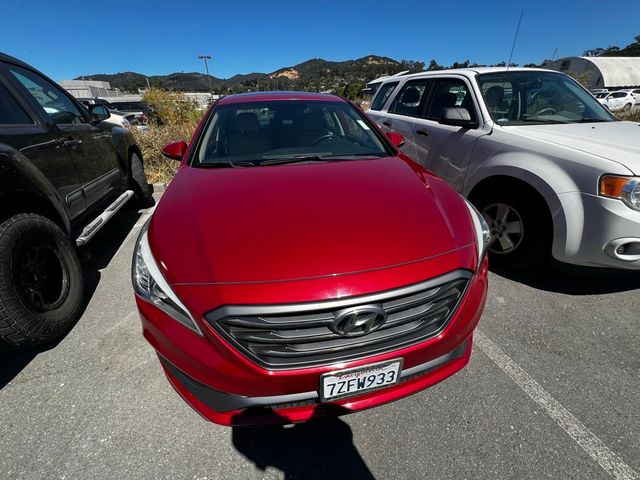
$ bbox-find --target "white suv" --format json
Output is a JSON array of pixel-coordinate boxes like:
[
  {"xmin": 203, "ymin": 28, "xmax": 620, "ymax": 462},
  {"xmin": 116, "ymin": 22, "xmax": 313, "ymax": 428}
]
[{"xmin": 367, "ymin": 68, "xmax": 640, "ymax": 269}]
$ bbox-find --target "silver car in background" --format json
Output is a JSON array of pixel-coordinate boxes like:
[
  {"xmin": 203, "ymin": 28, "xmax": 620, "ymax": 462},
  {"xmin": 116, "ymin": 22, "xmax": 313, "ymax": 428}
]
[{"xmin": 367, "ymin": 68, "xmax": 640, "ymax": 270}]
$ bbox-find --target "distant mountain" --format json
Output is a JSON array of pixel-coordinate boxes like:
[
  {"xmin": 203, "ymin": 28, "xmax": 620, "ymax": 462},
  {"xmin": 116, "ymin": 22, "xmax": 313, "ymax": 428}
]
[{"xmin": 78, "ymin": 55, "xmax": 424, "ymax": 96}]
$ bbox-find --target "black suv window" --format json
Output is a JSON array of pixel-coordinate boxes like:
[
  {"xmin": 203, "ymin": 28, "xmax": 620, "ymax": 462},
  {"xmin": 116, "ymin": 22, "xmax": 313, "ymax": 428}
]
[
  {"xmin": 390, "ymin": 79, "xmax": 430, "ymax": 117},
  {"xmin": 370, "ymin": 82, "xmax": 398, "ymax": 111},
  {"xmin": 9, "ymin": 66, "xmax": 86, "ymax": 125},
  {"xmin": 0, "ymin": 80, "xmax": 32, "ymax": 125},
  {"xmin": 423, "ymin": 78, "xmax": 477, "ymax": 122}
]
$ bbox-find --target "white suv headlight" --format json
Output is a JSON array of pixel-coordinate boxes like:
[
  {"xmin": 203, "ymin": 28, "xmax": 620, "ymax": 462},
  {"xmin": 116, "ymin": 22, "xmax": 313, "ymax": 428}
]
[
  {"xmin": 599, "ymin": 175, "xmax": 640, "ymax": 211},
  {"xmin": 132, "ymin": 222, "xmax": 203, "ymax": 335},
  {"xmin": 464, "ymin": 199, "xmax": 491, "ymax": 266}
]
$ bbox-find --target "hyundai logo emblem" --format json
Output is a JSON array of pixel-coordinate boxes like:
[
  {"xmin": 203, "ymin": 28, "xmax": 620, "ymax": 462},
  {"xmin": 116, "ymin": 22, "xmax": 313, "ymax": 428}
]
[{"xmin": 331, "ymin": 305, "xmax": 387, "ymax": 337}]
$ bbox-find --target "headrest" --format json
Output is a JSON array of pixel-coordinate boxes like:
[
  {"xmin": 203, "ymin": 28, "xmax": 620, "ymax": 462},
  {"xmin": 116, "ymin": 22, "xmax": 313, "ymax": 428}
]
[
  {"xmin": 401, "ymin": 87, "xmax": 421, "ymax": 104},
  {"xmin": 235, "ymin": 112, "xmax": 260, "ymax": 132},
  {"xmin": 302, "ymin": 111, "xmax": 324, "ymax": 130},
  {"xmin": 485, "ymin": 86, "xmax": 505, "ymax": 106}
]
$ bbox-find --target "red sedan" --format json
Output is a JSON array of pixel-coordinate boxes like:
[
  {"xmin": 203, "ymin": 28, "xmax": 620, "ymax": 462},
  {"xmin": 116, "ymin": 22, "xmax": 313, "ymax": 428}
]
[{"xmin": 132, "ymin": 92, "xmax": 489, "ymax": 426}]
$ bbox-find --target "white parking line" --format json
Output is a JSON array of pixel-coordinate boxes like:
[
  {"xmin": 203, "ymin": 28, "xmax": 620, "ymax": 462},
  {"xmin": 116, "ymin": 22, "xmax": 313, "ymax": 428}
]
[{"xmin": 474, "ymin": 329, "xmax": 639, "ymax": 480}]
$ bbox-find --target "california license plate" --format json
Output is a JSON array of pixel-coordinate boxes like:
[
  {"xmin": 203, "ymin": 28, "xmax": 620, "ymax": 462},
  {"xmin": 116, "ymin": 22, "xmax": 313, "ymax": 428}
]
[{"xmin": 320, "ymin": 359, "xmax": 403, "ymax": 401}]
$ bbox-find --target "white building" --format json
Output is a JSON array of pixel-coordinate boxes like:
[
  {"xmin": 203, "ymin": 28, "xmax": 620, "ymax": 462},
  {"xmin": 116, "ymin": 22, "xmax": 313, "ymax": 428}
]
[
  {"xmin": 547, "ymin": 57, "xmax": 640, "ymax": 89},
  {"xmin": 58, "ymin": 79, "xmax": 125, "ymax": 98}
]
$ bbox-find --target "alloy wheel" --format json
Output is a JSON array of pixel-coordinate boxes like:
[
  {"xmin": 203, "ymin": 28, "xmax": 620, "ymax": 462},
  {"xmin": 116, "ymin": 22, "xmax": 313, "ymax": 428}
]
[{"xmin": 481, "ymin": 203, "xmax": 524, "ymax": 254}]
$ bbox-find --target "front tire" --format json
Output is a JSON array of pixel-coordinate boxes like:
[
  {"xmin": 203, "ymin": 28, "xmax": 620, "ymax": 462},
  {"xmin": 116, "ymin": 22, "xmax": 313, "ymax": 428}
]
[
  {"xmin": 474, "ymin": 188, "xmax": 551, "ymax": 269},
  {"xmin": 130, "ymin": 152, "xmax": 155, "ymax": 208},
  {"xmin": 0, "ymin": 214, "xmax": 84, "ymax": 347},
  {"xmin": 622, "ymin": 103, "xmax": 632, "ymax": 112}
]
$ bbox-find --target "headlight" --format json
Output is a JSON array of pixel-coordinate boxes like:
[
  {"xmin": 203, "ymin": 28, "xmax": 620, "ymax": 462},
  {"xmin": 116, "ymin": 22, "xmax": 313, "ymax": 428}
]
[
  {"xmin": 599, "ymin": 175, "xmax": 640, "ymax": 211},
  {"xmin": 132, "ymin": 222, "xmax": 203, "ymax": 335},
  {"xmin": 464, "ymin": 199, "xmax": 491, "ymax": 266}
]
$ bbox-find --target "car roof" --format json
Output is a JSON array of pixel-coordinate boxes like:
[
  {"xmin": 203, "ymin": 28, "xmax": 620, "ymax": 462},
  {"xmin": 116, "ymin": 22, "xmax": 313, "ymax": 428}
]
[
  {"xmin": 380, "ymin": 66, "xmax": 559, "ymax": 83},
  {"xmin": 0, "ymin": 51, "xmax": 34, "ymax": 70},
  {"xmin": 218, "ymin": 91, "xmax": 345, "ymax": 105}
]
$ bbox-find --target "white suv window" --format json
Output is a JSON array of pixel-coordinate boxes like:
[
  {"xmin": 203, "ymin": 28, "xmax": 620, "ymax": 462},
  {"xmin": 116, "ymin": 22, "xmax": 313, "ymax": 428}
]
[
  {"xmin": 389, "ymin": 79, "xmax": 430, "ymax": 117},
  {"xmin": 370, "ymin": 82, "xmax": 398, "ymax": 111},
  {"xmin": 423, "ymin": 78, "xmax": 477, "ymax": 122}
]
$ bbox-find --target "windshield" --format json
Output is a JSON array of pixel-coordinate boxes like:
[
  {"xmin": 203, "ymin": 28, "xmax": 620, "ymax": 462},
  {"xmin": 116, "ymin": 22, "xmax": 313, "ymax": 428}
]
[
  {"xmin": 193, "ymin": 100, "xmax": 389, "ymax": 167},
  {"xmin": 477, "ymin": 71, "xmax": 616, "ymax": 125}
]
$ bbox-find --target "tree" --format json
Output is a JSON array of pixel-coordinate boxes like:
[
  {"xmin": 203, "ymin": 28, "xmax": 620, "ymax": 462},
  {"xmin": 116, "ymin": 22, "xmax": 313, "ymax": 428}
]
[
  {"xmin": 427, "ymin": 59, "xmax": 444, "ymax": 71},
  {"xmin": 450, "ymin": 60, "xmax": 470, "ymax": 69}
]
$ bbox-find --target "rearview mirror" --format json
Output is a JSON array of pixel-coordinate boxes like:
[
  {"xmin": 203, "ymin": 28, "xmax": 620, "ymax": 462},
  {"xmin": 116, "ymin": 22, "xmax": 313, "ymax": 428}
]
[
  {"xmin": 439, "ymin": 107, "xmax": 477, "ymax": 128},
  {"xmin": 89, "ymin": 104, "xmax": 110, "ymax": 122},
  {"xmin": 161, "ymin": 141, "xmax": 188, "ymax": 161},
  {"xmin": 385, "ymin": 131, "xmax": 406, "ymax": 148}
]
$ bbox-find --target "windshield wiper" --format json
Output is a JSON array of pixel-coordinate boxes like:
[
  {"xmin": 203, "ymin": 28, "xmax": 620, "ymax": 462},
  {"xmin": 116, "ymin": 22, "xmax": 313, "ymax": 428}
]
[
  {"xmin": 199, "ymin": 160, "xmax": 256, "ymax": 168},
  {"xmin": 261, "ymin": 153, "xmax": 384, "ymax": 166},
  {"xmin": 260, "ymin": 155, "xmax": 333, "ymax": 166},
  {"xmin": 577, "ymin": 118, "xmax": 610, "ymax": 123},
  {"xmin": 522, "ymin": 119, "xmax": 569, "ymax": 124}
]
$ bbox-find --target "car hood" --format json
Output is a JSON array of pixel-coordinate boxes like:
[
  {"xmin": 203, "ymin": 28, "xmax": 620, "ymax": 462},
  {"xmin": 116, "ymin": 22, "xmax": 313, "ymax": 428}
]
[
  {"xmin": 149, "ymin": 157, "xmax": 475, "ymax": 284},
  {"xmin": 507, "ymin": 121, "xmax": 640, "ymax": 174}
]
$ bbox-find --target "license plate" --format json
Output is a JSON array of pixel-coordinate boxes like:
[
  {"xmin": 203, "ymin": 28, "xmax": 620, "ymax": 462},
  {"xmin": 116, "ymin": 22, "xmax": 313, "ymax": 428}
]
[{"xmin": 320, "ymin": 359, "xmax": 403, "ymax": 401}]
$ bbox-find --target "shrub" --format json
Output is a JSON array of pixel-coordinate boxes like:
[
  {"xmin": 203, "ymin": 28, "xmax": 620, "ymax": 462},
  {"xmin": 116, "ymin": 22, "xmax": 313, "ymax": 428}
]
[
  {"xmin": 132, "ymin": 89, "xmax": 202, "ymax": 184},
  {"xmin": 143, "ymin": 88, "xmax": 201, "ymax": 125},
  {"xmin": 132, "ymin": 121, "xmax": 199, "ymax": 184}
]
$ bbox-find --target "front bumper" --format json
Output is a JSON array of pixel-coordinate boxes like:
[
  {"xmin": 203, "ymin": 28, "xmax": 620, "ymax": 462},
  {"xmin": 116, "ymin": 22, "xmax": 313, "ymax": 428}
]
[
  {"xmin": 554, "ymin": 192, "xmax": 640, "ymax": 269},
  {"xmin": 159, "ymin": 338, "xmax": 470, "ymax": 425},
  {"xmin": 137, "ymin": 255, "xmax": 488, "ymax": 426}
]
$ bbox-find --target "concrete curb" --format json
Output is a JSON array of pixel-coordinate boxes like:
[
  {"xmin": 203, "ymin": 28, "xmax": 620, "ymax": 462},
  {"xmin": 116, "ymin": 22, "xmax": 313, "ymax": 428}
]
[{"xmin": 152, "ymin": 183, "xmax": 167, "ymax": 193}]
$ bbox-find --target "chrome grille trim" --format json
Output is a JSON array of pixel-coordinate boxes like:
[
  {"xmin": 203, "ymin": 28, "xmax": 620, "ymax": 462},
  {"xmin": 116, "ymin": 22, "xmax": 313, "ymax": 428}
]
[{"xmin": 205, "ymin": 269, "xmax": 472, "ymax": 369}]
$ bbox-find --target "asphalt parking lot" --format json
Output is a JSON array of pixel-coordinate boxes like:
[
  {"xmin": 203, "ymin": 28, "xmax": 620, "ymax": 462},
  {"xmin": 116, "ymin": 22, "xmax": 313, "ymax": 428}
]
[{"xmin": 1, "ymin": 197, "xmax": 639, "ymax": 480}]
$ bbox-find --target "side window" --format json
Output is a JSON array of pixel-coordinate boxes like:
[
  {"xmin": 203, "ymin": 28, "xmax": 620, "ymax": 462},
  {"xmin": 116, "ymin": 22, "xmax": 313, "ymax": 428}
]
[
  {"xmin": 10, "ymin": 66, "xmax": 86, "ymax": 125},
  {"xmin": 370, "ymin": 82, "xmax": 398, "ymax": 111},
  {"xmin": 0, "ymin": 80, "xmax": 32, "ymax": 125},
  {"xmin": 389, "ymin": 79, "xmax": 430, "ymax": 117},
  {"xmin": 424, "ymin": 78, "xmax": 477, "ymax": 122}
]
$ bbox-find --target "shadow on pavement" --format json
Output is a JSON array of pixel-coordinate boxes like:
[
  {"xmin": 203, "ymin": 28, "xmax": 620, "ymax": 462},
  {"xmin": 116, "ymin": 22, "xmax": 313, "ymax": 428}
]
[
  {"xmin": 492, "ymin": 260, "xmax": 640, "ymax": 295},
  {"xmin": 0, "ymin": 203, "xmax": 146, "ymax": 390},
  {"xmin": 232, "ymin": 407, "xmax": 375, "ymax": 480}
]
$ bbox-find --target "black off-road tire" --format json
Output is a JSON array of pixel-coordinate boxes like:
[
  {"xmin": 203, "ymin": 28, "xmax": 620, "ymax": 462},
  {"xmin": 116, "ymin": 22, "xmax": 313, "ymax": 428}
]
[
  {"xmin": 622, "ymin": 103, "xmax": 632, "ymax": 112},
  {"xmin": 0, "ymin": 214, "xmax": 84, "ymax": 347},
  {"xmin": 473, "ymin": 188, "xmax": 551, "ymax": 269},
  {"xmin": 130, "ymin": 152, "xmax": 155, "ymax": 208}
]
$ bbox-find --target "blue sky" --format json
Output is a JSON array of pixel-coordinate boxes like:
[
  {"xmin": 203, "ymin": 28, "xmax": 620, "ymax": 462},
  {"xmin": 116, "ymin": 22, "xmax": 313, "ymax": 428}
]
[{"xmin": 3, "ymin": 0, "xmax": 638, "ymax": 81}]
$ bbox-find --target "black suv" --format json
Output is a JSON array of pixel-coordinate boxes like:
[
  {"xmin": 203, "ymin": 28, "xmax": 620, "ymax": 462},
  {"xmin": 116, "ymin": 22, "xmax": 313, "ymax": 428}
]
[{"xmin": 0, "ymin": 53, "xmax": 153, "ymax": 348}]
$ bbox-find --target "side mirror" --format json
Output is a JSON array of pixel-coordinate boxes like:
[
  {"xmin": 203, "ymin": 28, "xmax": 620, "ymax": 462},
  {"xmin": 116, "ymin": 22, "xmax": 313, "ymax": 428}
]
[
  {"xmin": 439, "ymin": 107, "xmax": 477, "ymax": 128},
  {"xmin": 161, "ymin": 141, "xmax": 188, "ymax": 161},
  {"xmin": 89, "ymin": 104, "xmax": 110, "ymax": 122},
  {"xmin": 385, "ymin": 131, "xmax": 406, "ymax": 148}
]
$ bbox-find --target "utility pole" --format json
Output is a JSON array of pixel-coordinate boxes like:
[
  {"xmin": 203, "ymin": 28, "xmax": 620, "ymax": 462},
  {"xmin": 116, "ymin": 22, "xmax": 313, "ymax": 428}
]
[{"xmin": 198, "ymin": 55, "xmax": 212, "ymax": 93}]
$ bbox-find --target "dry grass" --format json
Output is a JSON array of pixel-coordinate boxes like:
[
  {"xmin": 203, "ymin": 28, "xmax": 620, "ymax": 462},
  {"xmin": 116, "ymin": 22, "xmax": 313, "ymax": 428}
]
[
  {"xmin": 132, "ymin": 121, "xmax": 198, "ymax": 184},
  {"xmin": 616, "ymin": 109, "xmax": 640, "ymax": 123},
  {"xmin": 131, "ymin": 89, "xmax": 203, "ymax": 184}
]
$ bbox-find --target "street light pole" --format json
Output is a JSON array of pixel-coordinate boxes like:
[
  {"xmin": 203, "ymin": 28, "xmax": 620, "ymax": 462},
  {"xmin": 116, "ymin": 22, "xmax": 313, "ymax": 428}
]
[{"xmin": 198, "ymin": 55, "xmax": 212, "ymax": 93}]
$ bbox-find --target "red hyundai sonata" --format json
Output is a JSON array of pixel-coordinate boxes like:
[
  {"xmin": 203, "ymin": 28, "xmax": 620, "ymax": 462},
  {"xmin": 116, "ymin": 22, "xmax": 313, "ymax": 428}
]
[{"xmin": 132, "ymin": 92, "xmax": 489, "ymax": 426}]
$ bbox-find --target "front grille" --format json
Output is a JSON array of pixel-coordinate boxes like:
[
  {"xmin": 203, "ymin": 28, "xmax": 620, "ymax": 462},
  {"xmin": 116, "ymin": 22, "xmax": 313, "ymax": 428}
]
[{"xmin": 205, "ymin": 270, "xmax": 471, "ymax": 369}]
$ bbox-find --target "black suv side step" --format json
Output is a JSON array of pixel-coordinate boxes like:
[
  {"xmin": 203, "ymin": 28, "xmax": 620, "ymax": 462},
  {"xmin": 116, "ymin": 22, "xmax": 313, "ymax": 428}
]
[{"xmin": 76, "ymin": 190, "xmax": 134, "ymax": 246}]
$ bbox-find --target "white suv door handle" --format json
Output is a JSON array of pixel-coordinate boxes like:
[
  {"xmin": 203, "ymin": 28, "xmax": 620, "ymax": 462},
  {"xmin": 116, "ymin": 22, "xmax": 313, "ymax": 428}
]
[{"xmin": 416, "ymin": 129, "xmax": 430, "ymax": 136}]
